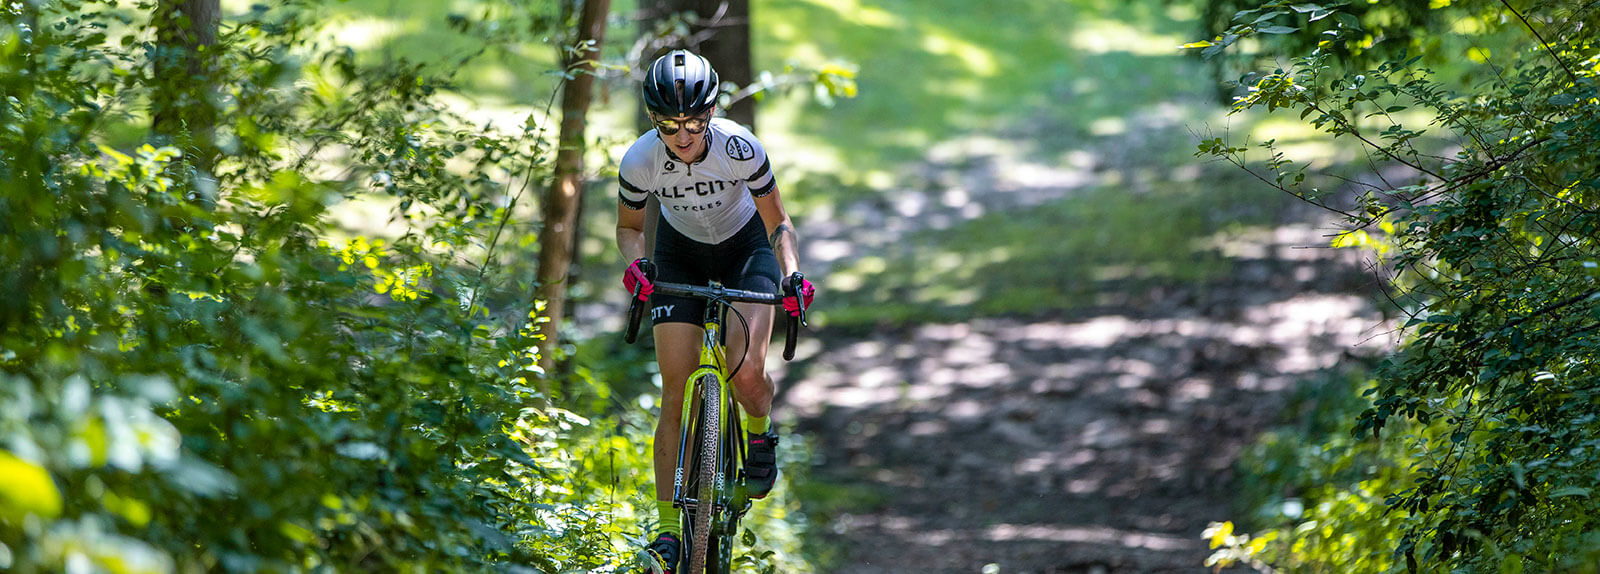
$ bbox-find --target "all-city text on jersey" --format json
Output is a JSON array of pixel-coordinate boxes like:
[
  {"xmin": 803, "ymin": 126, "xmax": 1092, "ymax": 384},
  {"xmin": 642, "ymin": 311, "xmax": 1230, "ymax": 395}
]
[{"xmin": 618, "ymin": 118, "xmax": 777, "ymax": 244}]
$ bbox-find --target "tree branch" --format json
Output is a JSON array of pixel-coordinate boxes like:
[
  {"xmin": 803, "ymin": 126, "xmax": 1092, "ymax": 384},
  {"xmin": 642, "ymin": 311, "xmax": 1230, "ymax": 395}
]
[
  {"xmin": 467, "ymin": 82, "xmax": 564, "ymax": 318},
  {"xmin": 1500, "ymin": 0, "xmax": 1582, "ymax": 86},
  {"xmin": 1220, "ymin": 153, "xmax": 1362, "ymax": 221},
  {"xmin": 1304, "ymin": 101, "xmax": 1445, "ymax": 182},
  {"xmin": 1404, "ymin": 137, "xmax": 1550, "ymax": 205},
  {"xmin": 1463, "ymin": 288, "xmax": 1600, "ymax": 350}
]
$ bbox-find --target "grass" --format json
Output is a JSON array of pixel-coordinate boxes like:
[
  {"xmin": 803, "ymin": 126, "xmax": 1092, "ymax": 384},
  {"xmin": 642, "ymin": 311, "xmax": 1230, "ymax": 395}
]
[
  {"xmin": 813, "ymin": 169, "xmax": 1297, "ymax": 328},
  {"xmin": 752, "ymin": 0, "xmax": 1216, "ymax": 193}
]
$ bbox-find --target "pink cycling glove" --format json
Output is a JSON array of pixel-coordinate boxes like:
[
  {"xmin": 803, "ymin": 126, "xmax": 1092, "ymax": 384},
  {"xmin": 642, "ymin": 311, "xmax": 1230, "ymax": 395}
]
[
  {"xmin": 623, "ymin": 258, "xmax": 655, "ymax": 301},
  {"xmin": 782, "ymin": 275, "xmax": 815, "ymax": 317}
]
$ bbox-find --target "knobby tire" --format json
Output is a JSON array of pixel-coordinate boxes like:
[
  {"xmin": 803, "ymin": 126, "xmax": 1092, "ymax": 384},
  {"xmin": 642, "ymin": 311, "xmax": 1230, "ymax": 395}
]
[
  {"xmin": 711, "ymin": 392, "xmax": 742, "ymax": 573},
  {"xmin": 689, "ymin": 373, "xmax": 720, "ymax": 574}
]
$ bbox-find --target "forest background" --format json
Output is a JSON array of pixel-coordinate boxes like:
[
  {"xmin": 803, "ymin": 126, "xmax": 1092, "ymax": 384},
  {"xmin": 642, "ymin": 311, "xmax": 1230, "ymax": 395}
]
[{"xmin": 2, "ymin": 0, "xmax": 1599, "ymax": 572}]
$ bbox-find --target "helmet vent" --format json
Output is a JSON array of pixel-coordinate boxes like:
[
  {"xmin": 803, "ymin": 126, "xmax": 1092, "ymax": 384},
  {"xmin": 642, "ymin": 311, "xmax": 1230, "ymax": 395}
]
[
  {"xmin": 674, "ymin": 54, "xmax": 685, "ymax": 66},
  {"xmin": 674, "ymin": 79, "xmax": 686, "ymax": 108}
]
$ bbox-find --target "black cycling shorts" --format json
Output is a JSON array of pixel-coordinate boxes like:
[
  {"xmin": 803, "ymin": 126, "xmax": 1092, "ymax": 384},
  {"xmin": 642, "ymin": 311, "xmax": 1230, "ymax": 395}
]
[{"xmin": 650, "ymin": 212, "xmax": 781, "ymax": 326}]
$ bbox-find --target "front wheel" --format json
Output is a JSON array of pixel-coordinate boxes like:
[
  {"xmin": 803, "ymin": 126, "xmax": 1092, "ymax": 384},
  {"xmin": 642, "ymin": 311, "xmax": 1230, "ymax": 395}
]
[
  {"xmin": 707, "ymin": 388, "xmax": 744, "ymax": 574},
  {"xmin": 687, "ymin": 373, "xmax": 721, "ymax": 574}
]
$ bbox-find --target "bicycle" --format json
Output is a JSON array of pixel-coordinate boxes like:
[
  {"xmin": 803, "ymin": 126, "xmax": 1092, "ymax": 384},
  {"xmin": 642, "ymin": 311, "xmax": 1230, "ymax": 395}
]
[{"xmin": 626, "ymin": 274, "xmax": 806, "ymax": 574}]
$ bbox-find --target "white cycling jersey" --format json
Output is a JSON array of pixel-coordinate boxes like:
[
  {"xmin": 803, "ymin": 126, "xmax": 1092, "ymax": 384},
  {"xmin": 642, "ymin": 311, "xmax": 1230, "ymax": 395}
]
[{"xmin": 617, "ymin": 118, "xmax": 777, "ymax": 244}]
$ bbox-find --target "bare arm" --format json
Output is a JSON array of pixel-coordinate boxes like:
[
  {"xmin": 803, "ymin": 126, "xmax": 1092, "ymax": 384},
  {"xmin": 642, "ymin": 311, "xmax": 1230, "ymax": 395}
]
[
  {"xmin": 616, "ymin": 203, "xmax": 649, "ymax": 263},
  {"xmin": 754, "ymin": 188, "xmax": 799, "ymax": 277}
]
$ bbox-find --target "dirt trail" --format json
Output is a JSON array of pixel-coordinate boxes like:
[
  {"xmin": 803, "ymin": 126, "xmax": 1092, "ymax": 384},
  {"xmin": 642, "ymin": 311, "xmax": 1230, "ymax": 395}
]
[{"xmin": 771, "ymin": 159, "xmax": 1393, "ymax": 572}]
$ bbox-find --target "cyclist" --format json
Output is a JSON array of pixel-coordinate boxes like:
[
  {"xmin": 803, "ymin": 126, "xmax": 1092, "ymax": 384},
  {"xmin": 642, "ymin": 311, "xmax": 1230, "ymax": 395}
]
[{"xmin": 617, "ymin": 49, "xmax": 815, "ymax": 570}]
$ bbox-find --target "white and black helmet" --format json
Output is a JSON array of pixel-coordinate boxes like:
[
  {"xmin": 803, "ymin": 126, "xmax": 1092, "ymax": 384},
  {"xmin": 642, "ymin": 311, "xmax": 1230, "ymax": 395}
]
[{"xmin": 642, "ymin": 49, "xmax": 720, "ymax": 117}]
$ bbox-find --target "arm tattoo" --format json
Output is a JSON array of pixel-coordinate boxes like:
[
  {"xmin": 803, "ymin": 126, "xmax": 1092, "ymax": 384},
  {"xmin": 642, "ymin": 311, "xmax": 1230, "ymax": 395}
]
[{"xmin": 768, "ymin": 222, "xmax": 795, "ymax": 252}]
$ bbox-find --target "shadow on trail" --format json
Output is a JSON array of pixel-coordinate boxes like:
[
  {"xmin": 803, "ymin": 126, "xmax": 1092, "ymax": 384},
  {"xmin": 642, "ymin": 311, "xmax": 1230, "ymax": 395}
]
[{"xmin": 773, "ymin": 222, "xmax": 1392, "ymax": 573}]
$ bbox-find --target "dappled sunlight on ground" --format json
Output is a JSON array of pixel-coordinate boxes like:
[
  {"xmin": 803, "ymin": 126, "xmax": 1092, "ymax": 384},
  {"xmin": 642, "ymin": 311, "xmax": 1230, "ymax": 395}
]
[
  {"xmin": 1070, "ymin": 18, "xmax": 1191, "ymax": 56},
  {"xmin": 783, "ymin": 276, "xmax": 1383, "ymax": 418},
  {"xmin": 775, "ymin": 223, "xmax": 1392, "ymax": 572}
]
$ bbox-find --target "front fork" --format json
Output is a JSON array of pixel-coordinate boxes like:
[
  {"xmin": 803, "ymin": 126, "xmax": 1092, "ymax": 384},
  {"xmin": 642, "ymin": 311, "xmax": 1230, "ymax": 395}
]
[{"xmin": 672, "ymin": 381, "xmax": 751, "ymax": 539}]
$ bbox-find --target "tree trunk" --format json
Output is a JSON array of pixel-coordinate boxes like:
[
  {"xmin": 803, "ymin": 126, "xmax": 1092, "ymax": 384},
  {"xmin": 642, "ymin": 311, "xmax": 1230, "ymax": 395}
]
[
  {"xmin": 634, "ymin": 0, "xmax": 752, "ymax": 266},
  {"xmin": 639, "ymin": 0, "xmax": 754, "ymax": 129},
  {"xmin": 536, "ymin": 0, "xmax": 613, "ymax": 381},
  {"xmin": 686, "ymin": 0, "xmax": 753, "ymax": 129},
  {"xmin": 151, "ymin": 0, "xmax": 220, "ymax": 176}
]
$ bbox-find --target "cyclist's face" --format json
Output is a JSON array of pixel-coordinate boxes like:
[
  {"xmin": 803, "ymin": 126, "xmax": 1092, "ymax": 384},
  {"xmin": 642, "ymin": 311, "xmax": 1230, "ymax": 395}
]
[{"xmin": 653, "ymin": 110, "xmax": 711, "ymax": 160}]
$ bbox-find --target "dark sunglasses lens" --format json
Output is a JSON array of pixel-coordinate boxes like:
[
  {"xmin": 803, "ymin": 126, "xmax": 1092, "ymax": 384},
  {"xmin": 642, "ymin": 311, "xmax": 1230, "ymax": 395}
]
[{"xmin": 654, "ymin": 116, "xmax": 707, "ymax": 135}]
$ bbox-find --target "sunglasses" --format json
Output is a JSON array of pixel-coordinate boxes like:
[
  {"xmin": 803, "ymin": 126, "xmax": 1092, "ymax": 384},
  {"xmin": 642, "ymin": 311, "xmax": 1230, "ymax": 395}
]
[{"xmin": 652, "ymin": 113, "xmax": 710, "ymax": 136}]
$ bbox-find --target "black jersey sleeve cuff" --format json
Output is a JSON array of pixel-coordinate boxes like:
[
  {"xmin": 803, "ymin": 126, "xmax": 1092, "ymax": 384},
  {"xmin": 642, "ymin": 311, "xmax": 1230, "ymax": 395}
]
[
  {"xmin": 620, "ymin": 176, "xmax": 649, "ymax": 196},
  {"xmin": 618, "ymin": 189, "xmax": 648, "ymax": 210},
  {"xmin": 750, "ymin": 178, "xmax": 777, "ymax": 198},
  {"xmin": 619, "ymin": 176, "xmax": 650, "ymax": 209}
]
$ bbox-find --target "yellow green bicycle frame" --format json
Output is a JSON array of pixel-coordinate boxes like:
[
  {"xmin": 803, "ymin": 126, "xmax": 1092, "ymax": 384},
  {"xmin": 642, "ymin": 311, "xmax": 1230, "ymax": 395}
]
[
  {"xmin": 627, "ymin": 277, "xmax": 798, "ymax": 573},
  {"xmin": 672, "ymin": 305, "xmax": 747, "ymax": 522},
  {"xmin": 683, "ymin": 314, "xmax": 729, "ymax": 435}
]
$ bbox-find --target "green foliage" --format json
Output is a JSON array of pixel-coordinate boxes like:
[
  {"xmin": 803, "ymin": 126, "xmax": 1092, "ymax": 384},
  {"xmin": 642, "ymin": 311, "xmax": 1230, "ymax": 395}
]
[
  {"xmin": 1191, "ymin": 0, "xmax": 1433, "ymax": 62},
  {"xmin": 735, "ymin": 62, "xmax": 859, "ymax": 110},
  {"xmin": 1197, "ymin": 1, "xmax": 1600, "ymax": 571},
  {"xmin": 1207, "ymin": 369, "xmax": 1415, "ymax": 573},
  {"xmin": 725, "ymin": 427, "xmax": 830, "ymax": 574},
  {"xmin": 0, "ymin": 0, "xmax": 657, "ymax": 570},
  {"xmin": 1186, "ymin": 0, "xmax": 1563, "ymax": 108}
]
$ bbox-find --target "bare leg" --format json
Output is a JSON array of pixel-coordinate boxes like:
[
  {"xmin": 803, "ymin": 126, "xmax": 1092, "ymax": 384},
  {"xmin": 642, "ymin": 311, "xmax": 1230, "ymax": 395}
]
[
  {"xmin": 725, "ymin": 302, "xmax": 776, "ymax": 419},
  {"xmin": 653, "ymin": 322, "xmax": 704, "ymax": 502}
]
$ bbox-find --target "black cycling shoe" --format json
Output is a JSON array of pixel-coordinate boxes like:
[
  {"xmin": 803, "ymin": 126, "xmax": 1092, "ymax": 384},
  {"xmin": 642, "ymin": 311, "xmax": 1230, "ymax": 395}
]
[
  {"xmin": 743, "ymin": 430, "xmax": 780, "ymax": 499},
  {"xmin": 644, "ymin": 532, "xmax": 681, "ymax": 574}
]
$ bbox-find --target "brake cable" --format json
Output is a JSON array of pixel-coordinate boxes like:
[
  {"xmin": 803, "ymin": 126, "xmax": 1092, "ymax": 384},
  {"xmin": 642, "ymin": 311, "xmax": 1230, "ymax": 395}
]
[{"xmin": 721, "ymin": 296, "xmax": 752, "ymax": 384}]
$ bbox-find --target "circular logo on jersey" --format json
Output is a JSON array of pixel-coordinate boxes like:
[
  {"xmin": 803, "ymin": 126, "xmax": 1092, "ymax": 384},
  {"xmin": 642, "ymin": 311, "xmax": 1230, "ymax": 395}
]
[
  {"xmin": 725, "ymin": 135, "xmax": 755, "ymax": 161},
  {"xmin": 663, "ymin": 160, "xmax": 676, "ymax": 171}
]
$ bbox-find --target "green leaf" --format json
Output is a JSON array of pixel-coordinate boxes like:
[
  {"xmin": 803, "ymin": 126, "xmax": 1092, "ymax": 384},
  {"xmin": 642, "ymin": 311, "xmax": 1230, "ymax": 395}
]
[
  {"xmin": 0, "ymin": 451, "xmax": 61, "ymax": 522},
  {"xmin": 1550, "ymin": 486, "xmax": 1590, "ymax": 498},
  {"xmin": 1548, "ymin": 94, "xmax": 1578, "ymax": 107},
  {"xmin": 280, "ymin": 521, "xmax": 314, "ymax": 544},
  {"xmin": 1258, "ymin": 25, "xmax": 1299, "ymax": 35}
]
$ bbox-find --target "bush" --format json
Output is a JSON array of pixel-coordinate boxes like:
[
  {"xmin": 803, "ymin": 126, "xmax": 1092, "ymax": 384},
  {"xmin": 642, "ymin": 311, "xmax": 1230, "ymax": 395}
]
[
  {"xmin": 1196, "ymin": 1, "xmax": 1600, "ymax": 571},
  {"xmin": 0, "ymin": 1, "xmax": 635, "ymax": 570}
]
